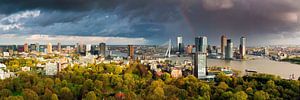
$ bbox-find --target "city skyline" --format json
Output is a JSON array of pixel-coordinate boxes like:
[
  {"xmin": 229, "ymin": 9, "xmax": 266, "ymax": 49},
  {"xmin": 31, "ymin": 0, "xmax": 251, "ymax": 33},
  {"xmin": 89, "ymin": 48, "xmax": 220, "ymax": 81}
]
[{"xmin": 0, "ymin": 0, "xmax": 300, "ymax": 46}]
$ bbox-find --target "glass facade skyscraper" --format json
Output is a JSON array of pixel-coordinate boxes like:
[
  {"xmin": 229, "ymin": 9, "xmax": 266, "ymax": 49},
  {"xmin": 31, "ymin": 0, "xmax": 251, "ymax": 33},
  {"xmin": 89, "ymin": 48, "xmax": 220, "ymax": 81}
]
[
  {"xmin": 225, "ymin": 39, "xmax": 233, "ymax": 60},
  {"xmin": 195, "ymin": 36, "xmax": 207, "ymax": 53}
]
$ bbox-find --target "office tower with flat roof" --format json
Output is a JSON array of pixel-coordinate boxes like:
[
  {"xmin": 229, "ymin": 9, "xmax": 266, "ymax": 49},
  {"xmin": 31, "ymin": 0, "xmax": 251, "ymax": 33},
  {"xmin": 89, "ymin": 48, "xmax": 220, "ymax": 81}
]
[
  {"xmin": 24, "ymin": 43, "xmax": 29, "ymax": 53},
  {"xmin": 225, "ymin": 39, "xmax": 233, "ymax": 60},
  {"xmin": 30, "ymin": 44, "xmax": 36, "ymax": 52},
  {"xmin": 221, "ymin": 35, "xmax": 227, "ymax": 58},
  {"xmin": 75, "ymin": 43, "xmax": 80, "ymax": 53},
  {"xmin": 128, "ymin": 45, "xmax": 134, "ymax": 59},
  {"xmin": 99, "ymin": 43, "xmax": 106, "ymax": 57},
  {"xmin": 86, "ymin": 44, "xmax": 91, "ymax": 55},
  {"xmin": 239, "ymin": 37, "xmax": 246, "ymax": 59},
  {"xmin": 194, "ymin": 52, "xmax": 207, "ymax": 79},
  {"xmin": 79, "ymin": 43, "xmax": 85, "ymax": 53},
  {"xmin": 35, "ymin": 43, "xmax": 39, "ymax": 52},
  {"xmin": 57, "ymin": 43, "xmax": 61, "ymax": 53},
  {"xmin": 177, "ymin": 35, "xmax": 184, "ymax": 54},
  {"xmin": 195, "ymin": 36, "xmax": 207, "ymax": 53},
  {"xmin": 47, "ymin": 43, "xmax": 52, "ymax": 53}
]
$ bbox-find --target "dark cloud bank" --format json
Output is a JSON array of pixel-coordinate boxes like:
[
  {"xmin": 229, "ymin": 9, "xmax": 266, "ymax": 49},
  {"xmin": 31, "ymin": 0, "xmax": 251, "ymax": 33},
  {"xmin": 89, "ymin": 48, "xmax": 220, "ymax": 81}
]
[{"xmin": 0, "ymin": 0, "xmax": 299, "ymax": 45}]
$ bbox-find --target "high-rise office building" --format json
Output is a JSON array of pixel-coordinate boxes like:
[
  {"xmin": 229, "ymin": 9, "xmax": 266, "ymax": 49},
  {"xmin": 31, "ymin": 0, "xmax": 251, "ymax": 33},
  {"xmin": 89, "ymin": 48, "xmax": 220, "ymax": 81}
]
[
  {"xmin": 195, "ymin": 36, "xmax": 207, "ymax": 53},
  {"xmin": 57, "ymin": 43, "xmax": 61, "ymax": 53},
  {"xmin": 75, "ymin": 43, "xmax": 80, "ymax": 53},
  {"xmin": 225, "ymin": 39, "xmax": 233, "ymax": 60},
  {"xmin": 128, "ymin": 45, "xmax": 134, "ymax": 59},
  {"xmin": 35, "ymin": 43, "xmax": 39, "ymax": 52},
  {"xmin": 194, "ymin": 52, "xmax": 207, "ymax": 79},
  {"xmin": 24, "ymin": 43, "xmax": 29, "ymax": 53},
  {"xmin": 79, "ymin": 43, "xmax": 85, "ymax": 53},
  {"xmin": 239, "ymin": 37, "xmax": 246, "ymax": 59},
  {"xmin": 99, "ymin": 43, "xmax": 106, "ymax": 56},
  {"xmin": 177, "ymin": 35, "xmax": 184, "ymax": 53},
  {"xmin": 29, "ymin": 44, "xmax": 36, "ymax": 52},
  {"xmin": 91, "ymin": 45, "xmax": 99, "ymax": 55},
  {"xmin": 86, "ymin": 44, "xmax": 91, "ymax": 53},
  {"xmin": 47, "ymin": 43, "xmax": 52, "ymax": 53},
  {"xmin": 221, "ymin": 35, "xmax": 227, "ymax": 58},
  {"xmin": 12, "ymin": 45, "xmax": 17, "ymax": 51}
]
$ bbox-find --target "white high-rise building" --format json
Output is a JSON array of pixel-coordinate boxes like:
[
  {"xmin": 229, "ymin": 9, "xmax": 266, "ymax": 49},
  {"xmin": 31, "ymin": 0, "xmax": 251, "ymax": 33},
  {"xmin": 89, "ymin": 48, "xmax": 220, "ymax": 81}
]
[
  {"xmin": 177, "ymin": 35, "xmax": 183, "ymax": 53},
  {"xmin": 194, "ymin": 52, "xmax": 207, "ymax": 79},
  {"xmin": 240, "ymin": 37, "xmax": 246, "ymax": 59}
]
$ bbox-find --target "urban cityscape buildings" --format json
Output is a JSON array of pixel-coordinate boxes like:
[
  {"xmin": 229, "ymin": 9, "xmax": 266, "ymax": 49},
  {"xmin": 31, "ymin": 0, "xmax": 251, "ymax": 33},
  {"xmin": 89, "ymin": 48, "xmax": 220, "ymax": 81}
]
[
  {"xmin": 47, "ymin": 43, "xmax": 52, "ymax": 53},
  {"xmin": 99, "ymin": 43, "xmax": 106, "ymax": 57},
  {"xmin": 240, "ymin": 37, "xmax": 246, "ymax": 59},
  {"xmin": 193, "ymin": 52, "xmax": 207, "ymax": 79},
  {"xmin": 177, "ymin": 35, "xmax": 184, "ymax": 54},
  {"xmin": 221, "ymin": 35, "xmax": 227, "ymax": 58},
  {"xmin": 195, "ymin": 36, "xmax": 207, "ymax": 53},
  {"xmin": 128, "ymin": 45, "xmax": 134, "ymax": 59},
  {"xmin": 225, "ymin": 39, "xmax": 233, "ymax": 60}
]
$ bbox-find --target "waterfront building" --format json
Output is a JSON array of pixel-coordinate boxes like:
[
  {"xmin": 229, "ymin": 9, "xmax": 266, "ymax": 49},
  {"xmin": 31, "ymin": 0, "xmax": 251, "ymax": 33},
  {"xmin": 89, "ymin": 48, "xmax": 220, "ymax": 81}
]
[
  {"xmin": 99, "ymin": 43, "xmax": 106, "ymax": 57},
  {"xmin": 240, "ymin": 37, "xmax": 246, "ymax": 59},
  {"xmin": 194, "ymin": 52, "xmax": 207, "ymax": 79},
  {"xmin": 177, "ymin": 35, "xmax": 184, "ymax": 54},
  {"xmin": 128, "ymin": 45, "xmax": 134, "ymax": 59},
  {"xmin": 225, "ymin": 39, "xmax": 233, "ymax": 60},
  {"xmin": 221, "ymin": 35, "xmax": 227, "ymax": 58},
  {"xmin": 195, "ymin": 36, "xmax": 207, "ymax": 53}
]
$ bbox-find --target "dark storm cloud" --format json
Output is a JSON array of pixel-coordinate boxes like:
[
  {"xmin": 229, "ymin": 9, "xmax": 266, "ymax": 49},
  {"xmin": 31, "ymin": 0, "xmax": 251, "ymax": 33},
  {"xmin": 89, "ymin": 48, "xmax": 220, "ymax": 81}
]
[
  {"xmin": 0, "ymin": 0, "xmax": 119, "ymax": 14},
  {"xmin": 0, "ymin": 0, "xmax": 300, "ymax": 45}
]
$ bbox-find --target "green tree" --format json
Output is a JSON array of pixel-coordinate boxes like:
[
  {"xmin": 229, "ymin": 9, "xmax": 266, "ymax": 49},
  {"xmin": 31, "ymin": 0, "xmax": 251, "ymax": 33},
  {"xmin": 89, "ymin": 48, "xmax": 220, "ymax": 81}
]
[
  {"xmin": 0, "ymin": 89, "xmax": 12, "ymax": 98},
  {"xmin": 82, "ymin": 79, "xmax": 94, "ymax": 95},
  {"xmin": 44, "ymin": 78, "xmax": 54, "ymax": 89},
  {"xmin": 51, "ymin": 94, "xmax": 58, "ymax": 100},
  {"xmin": 254, "ymin": 91, "xmax": 270, "ymax": 100},
  {"xmin": 218, "ymin": 82, "xmax": 229, "ymax": 91},
  {"xmin": 114, "ymin": 66, "xmax": 123, "ymax": 75},
  {"xmin": 6, "ymin": 96, "xmax": 24, "ymax": 100},
  {"xmin": 232, "ymin": 91, "xmax": 248, "ymax": 100},
  {"xmin": 60, "ymin": 87, "xmax": 74, "ymax": 100},
  {"xmin": 23, "ymin": 89, "xmax": 38, "ymax": 100},
  {"xmin": 85, "ymin": 91, "xmax": 97, "ymax": 100}
]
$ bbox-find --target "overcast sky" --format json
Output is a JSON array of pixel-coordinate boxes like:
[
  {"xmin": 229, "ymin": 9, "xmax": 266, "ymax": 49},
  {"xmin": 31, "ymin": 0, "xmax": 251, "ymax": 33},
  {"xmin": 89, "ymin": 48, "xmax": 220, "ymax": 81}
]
[{"xmin": 0, "ymin": 0, "xmax": 299, "ymax": 46}]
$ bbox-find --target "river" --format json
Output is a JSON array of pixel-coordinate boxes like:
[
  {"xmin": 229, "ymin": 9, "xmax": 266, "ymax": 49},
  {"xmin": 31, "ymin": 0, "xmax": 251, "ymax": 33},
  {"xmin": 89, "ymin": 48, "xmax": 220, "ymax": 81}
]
[{"xmin": 207, "ymin": 56, "xmax": 300, "ymax": 79}]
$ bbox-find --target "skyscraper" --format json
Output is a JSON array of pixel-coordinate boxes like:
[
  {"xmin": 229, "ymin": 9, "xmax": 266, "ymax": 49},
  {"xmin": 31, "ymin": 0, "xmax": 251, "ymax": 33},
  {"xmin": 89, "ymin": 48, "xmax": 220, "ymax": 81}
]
[
  {"xmin": 24, "ymin": 43, "xmax": 29, "ymax": 53},
  {"xmin": 221, "ymin": 35, "xmax": 227, "ymax": 58},
  {"xmin": 194, "ymin": 52, "xmax": 207, "ymax": 79},
  {"xmin": 47, "ymin": 43, "xmax": 52, "ymax": 53},
  {"xmin": 79, "ymin": 43, "xmax": 84, "ymax": 53},
  {"xmin": 177, "ymin": 35, "xmax": 184, "ymax": 53},
  {"xmin": 99, "ymin": 43, "xmax": 106, "ymax": 56},
  {"xmin": 128, "ymin": 45, "xmax": 134, "ymax": 59},
  {"xmin": 35, "ymin": 43, "xmax": 39, "ymax": 52},
  {"xmin": 75, "ymin": 43, "xmax": 80, "ymax": 53},
  {"xmin": 195, "ymin": 36, "xmax": 207, "ymax": 53},
  {"xmin": 57, "ymin": 43, "xmax": 61, "ymax": 53},
  {"xmin": 239, "ymin": 37, "xmax": 246, "ymax": 59},
  {"xmin": 29, "ymin": 44, "xmax": 36, "ymax": 52},
  {"xmin": 225, "ymin": 39, "xmax": 233, "ymax": 60},
  {"xmin": 86, "ymin": 44, "xmax": 91, "ymax": 53}
]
